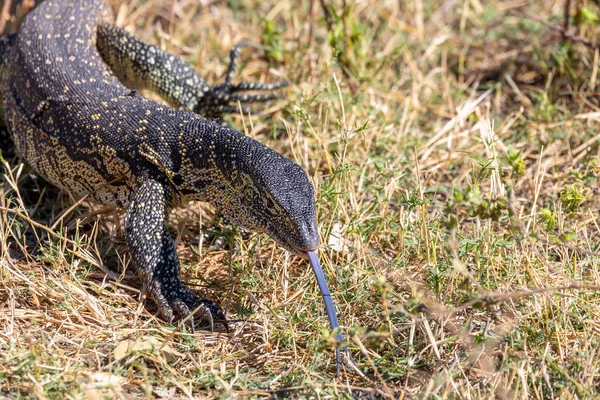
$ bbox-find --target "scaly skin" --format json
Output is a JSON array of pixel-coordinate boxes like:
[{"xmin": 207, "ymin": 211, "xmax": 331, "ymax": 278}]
[{"xmin": 0, "ymin": 0, "xmax": 319, "ymax": 328}]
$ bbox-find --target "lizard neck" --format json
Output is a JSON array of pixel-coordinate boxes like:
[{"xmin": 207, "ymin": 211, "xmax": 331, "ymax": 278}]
[
  {"xmin": 173, "ymin": 118, "xmax": 260, "ymax": 203},
  {"xmin": 174, "ymin": 116, "xmax": 320, "ymax": 255}
]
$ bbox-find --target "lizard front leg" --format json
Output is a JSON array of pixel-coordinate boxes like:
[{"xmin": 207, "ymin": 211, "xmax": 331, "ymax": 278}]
[{"xmin": 125, "ymin": 178, "xmax": 226, "ymax": 330}]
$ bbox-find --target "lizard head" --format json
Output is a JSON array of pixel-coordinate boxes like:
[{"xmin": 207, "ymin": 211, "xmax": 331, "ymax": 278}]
[
  {"xmin": 181, "ymin": 122, "xmax": 320, "ymax": 257},
  {"xmin": 240, "ymin": 152, "xmax": 321, "ymax": 256}
]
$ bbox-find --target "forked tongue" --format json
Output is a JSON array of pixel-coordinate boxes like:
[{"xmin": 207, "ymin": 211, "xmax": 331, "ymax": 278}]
[{"xmin": 307, "ymin": 250, "xmax": 355, "ymax": 377}]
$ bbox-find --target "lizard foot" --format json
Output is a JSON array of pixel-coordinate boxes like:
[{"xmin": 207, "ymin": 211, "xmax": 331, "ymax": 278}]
[
  {"xmin": 195, "ymin": 42, "xmax": 289, "ymax": 119},
  {"xmin": 150, "ymin": 282, "xmax": 228, "ymax": 332}
]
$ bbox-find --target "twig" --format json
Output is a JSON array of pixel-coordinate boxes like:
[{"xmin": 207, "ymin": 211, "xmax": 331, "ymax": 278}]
[
  {"xmin": 307, "ymin": 0, "xmax": 316, "ymax": 53},
  {"xmin": 0, "ymin": 0, "xmax": 12, "ymax": 34},
  {"xmin": 318, "ymin": 0, "xmax": 334, "ymax": 32},
  {"xmin": 563, "ymin": 0, "xmax": 571, "ymax": 38},
  {"xmin": 440, "ymin": 283, "xmax": 600, "ymax": 315},
  {"xmin": 534, "ymin": 232, "xmax": 600, "ymax": 257},
  {"xmin": 508, "ymin": 10, "xmax": 599, "ymax": 50},
  {"xmin": 50, "ymin": 194, "xmax": 89, "ymax": 230},
  {"xmin": 0, "ymin": 206, "xmax": 80, "ymax": 246}
]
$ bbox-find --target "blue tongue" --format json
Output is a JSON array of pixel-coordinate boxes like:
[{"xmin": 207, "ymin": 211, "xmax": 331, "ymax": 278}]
[{"xmin": 306, "ymin": 250, "xmax": 347, "ymax": 376}]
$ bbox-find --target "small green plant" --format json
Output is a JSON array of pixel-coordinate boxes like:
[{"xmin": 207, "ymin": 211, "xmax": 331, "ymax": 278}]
[
  {"xmin": 505, "ymin": 147, "xmax": 525, "ymax": 176},
  {"xmin": 261, "ymin": 18, "xmax": 284, "ymax": 62},
  {"xmin": 539, "ymin": 208, "xmax": 557, "ymax": 232},
  {"xmin": 574, "ymin": 6, "xmax": 600, "ymax": 25},
  {"xmin": 560, "ymin": 185, "xmax": 587, "ymax": 215},
  {"xmin": 448, "ymin": 184, "xmax": 510, "ymax": 222}
]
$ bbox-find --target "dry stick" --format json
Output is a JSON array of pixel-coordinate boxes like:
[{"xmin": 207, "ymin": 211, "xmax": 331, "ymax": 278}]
[
  {"xmin": 1, "ymin": 206, "xmax": 80, "ymax": 246},
  {"xmin": 441, "ymin": 283, "xmax": 600, "ymax": 315},
  {"xmin": 508, "ymin": 10, "xmax": 599, "ymax": 51},
  {"xmin": 318, "ymin": 0, "xmax": 334, "ymax": 35},
  {"xmin": 534, "ymin": 232, "xmax": 600, "ymax": 257},
  {"xmin": 341, "ymin": 0, "xmax": 351, "ymax": 73},
  {"xmin": 307, "ymin": 0, "xmax": 316, "ymax": 53},
  {"xmin": 563, "ymin": 0, "xmax": 571, "ymax": 38},
  {"xmin": 50, "ymin": 195, "xmax": 89, "ymax": 230},
  {"xmin": 0, "ymin": 0, "xmax": 12, "ymax": 34}
]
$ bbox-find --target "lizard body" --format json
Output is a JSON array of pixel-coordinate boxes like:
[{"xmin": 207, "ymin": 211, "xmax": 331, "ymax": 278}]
[{"xmin": 0, "ymin": 0, "xmax": 319, "ymax": 327}]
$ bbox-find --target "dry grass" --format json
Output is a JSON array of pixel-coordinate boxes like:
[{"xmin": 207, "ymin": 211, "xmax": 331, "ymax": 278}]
[{"xmin": 2, "ymin": 0, "xmax": 600, "ymax": 398}]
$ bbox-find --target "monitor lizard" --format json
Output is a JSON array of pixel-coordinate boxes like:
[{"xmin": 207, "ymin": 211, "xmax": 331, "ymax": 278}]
[{"xmin": 0, "ymin": 0, "xmax": 321, "ymax": 329}]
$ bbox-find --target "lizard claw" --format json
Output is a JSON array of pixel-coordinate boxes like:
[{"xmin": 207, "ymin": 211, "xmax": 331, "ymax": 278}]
[
  {"xmin": 152, "ymin": 283, "xmax": 227, "ymax": 331},
  {"xmin": 194, "ymin": 42, "xmax": 288, "ymax": 120}
]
